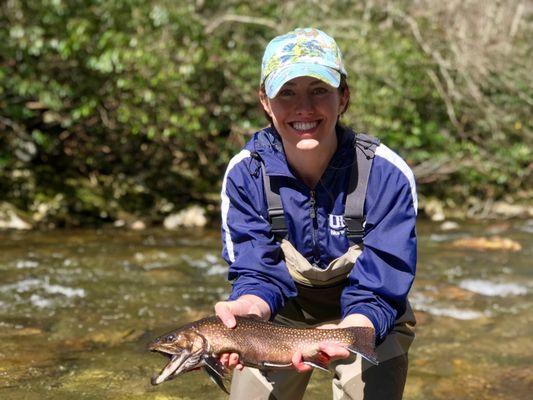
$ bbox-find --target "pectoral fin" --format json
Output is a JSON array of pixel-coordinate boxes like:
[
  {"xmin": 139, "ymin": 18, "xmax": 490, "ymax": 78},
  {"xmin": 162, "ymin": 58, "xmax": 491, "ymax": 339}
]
[
  {"xmin": 203, "ymin": 356, "xmax": 229, "ymax": 394},
  {"xmin": 303, "ymin": 361, "xmax": 329, "ymax": 372},
  {"xmin": 261, "ymin": 361, "xmax": 293, "ymax": 368},
  {"xmin": 304, "ymin": 351, "xmax": 331, "ymax": 372}
]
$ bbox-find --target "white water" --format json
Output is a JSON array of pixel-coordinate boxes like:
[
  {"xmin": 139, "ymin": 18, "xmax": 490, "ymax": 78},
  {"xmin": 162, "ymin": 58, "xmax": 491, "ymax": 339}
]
[{"xmin": 459, "ymin": 279, "xmax": 528, "ymax": 297}]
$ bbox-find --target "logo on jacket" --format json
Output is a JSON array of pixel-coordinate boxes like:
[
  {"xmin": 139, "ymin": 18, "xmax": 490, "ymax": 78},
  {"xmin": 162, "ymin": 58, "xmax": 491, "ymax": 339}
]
[{"xmin": 329, "ymin": 214, "xmax": 345, "ymax": 236}]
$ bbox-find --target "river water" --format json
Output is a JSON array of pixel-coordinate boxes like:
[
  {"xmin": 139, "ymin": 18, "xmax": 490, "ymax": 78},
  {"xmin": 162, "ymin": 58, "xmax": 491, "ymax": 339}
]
[{"xmin": 0, "ymin": 220, "xmax": 531, "ymax": 399}]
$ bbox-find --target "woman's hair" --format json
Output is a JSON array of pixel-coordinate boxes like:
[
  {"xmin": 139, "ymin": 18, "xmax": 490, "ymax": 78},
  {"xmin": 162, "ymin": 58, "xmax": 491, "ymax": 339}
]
[{"xmin": 259, "ymin": 74, "xmax": 351, "ymax": 125}]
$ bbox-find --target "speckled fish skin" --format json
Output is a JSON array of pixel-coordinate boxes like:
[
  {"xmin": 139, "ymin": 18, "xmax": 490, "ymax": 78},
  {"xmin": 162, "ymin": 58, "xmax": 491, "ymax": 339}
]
[
  {"xmin": 149, "ymin": 315, "xmax": 377, "ymax": 388},
  {"xmin": 194, "ymin": 316, "xmax": 376, "ymax": 366}
]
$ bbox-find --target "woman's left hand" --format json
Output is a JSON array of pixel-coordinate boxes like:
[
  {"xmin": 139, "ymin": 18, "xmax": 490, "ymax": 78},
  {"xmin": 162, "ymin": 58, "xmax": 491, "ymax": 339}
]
[{"xmin": 291, "ymin": 314, "xmax": 375, "ymax": 373}]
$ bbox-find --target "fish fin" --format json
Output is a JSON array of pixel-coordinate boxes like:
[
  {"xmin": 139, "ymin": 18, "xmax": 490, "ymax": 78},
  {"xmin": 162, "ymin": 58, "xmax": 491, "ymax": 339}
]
[
  {"xmin": 261, "ymin": 361, "xmax": 293, "ymax": 369},
  {"xmin": 203, "ymin": 356, "xmax": 229, "ymax": 394},
  {"xmin": 347, "ymin": 345, "xmax": 379, "ymax": 365},
  {"xmin": 304, "ymin": 350, "xmax": 331, "ymax": 372},
  {"xmin": 303, "ymin": 361, "xmax": 329, "ymax": 372},
  {"xmin": 346, "ymin": 327, "xmax": 379, "ymax": 365}
]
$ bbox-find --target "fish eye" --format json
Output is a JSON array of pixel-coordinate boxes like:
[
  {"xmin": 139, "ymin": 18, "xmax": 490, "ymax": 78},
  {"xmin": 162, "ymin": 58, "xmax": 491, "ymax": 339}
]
[{"xmin": 165, "ymin": 334, "xmax": 175, "ymax": 342}]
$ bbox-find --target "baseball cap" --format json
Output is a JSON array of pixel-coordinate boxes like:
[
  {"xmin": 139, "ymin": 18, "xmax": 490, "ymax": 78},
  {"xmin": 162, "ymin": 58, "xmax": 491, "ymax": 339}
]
[{"xmin": 260, "ymin": 28, "xmax": 347, "ymax": 99}]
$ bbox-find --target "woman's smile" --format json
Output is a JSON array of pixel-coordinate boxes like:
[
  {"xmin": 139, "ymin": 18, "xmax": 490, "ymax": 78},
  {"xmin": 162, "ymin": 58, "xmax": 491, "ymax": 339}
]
[{"xmin": 289, "ymin": 120, "xmax": 320, "ymax": 133}]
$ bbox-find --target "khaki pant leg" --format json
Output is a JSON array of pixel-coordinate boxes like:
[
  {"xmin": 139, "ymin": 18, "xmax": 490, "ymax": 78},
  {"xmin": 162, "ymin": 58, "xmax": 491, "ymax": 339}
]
[
  {"xmin": 331, "ymin": 354, "xmax": 408, "ymax": 400},
  {"xmin": 331, "ymin": 323, "xmax": 414, "ymax": 400},
  {"xmin": 229, "ymin": 367, "xmax": 312, "ymax": 400}
]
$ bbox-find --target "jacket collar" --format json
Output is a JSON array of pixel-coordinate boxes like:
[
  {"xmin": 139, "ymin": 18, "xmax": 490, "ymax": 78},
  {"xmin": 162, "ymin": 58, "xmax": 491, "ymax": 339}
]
[{"xmin": 253, "ymin": 125, "xmax": 356, "ymax": 178}]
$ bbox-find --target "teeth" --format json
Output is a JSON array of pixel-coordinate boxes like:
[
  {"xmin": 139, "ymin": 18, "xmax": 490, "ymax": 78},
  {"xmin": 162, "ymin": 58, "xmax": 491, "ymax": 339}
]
[{"xmin": 292, "ymin": 121, "xmax": 318, "ymax": 131}]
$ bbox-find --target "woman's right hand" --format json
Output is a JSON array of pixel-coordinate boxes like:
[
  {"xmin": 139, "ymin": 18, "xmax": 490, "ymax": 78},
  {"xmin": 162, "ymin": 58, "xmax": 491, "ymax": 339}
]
[{"xmin": 214, "ymin": 294, "xmax": 271, "ymax": 370}]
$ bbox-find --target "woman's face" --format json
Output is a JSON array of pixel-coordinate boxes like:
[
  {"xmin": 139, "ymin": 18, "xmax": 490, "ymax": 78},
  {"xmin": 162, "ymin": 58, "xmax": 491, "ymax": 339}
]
[{"xmin": 260, "ymin": 76, "xmax": 349, "ymax": 152}]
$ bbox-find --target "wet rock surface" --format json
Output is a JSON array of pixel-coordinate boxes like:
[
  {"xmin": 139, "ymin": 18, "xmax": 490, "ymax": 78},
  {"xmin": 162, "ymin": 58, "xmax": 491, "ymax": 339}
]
[{"xmin": 450, "ymin": 236, "xmax": 522, "ymax": 251}]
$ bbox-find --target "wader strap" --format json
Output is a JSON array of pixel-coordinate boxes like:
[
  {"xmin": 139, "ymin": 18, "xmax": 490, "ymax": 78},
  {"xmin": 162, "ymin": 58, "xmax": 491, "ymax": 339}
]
[
  {"xmin": 260, "ymin": 131, "xmax": 379, "ymax": 244},
  {"xmin": 345, "ymin": 133, "xmax": 380, "ymax": 245},
  {"xmin": 260, "ymin": 163, "xmax": 287, "ymax": 240}
]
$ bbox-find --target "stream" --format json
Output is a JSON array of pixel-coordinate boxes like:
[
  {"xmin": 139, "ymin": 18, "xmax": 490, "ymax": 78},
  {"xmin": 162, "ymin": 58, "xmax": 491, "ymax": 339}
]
[{"xmin": 0, "ymin": 219, "xmax": 531, "ymax": 399}]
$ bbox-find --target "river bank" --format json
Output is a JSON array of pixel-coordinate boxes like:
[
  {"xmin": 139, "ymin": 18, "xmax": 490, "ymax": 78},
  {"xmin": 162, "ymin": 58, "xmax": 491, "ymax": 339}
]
[{"xmin": 1, "ymin": 195, "xmax": 532, "ymax": 231}]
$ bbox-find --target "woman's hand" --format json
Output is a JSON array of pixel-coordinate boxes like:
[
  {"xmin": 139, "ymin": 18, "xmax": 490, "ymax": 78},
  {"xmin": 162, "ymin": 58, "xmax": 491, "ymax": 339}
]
[
  {"xmin": 214, "ymin": 295, "xmax": 271, "ymax": 370},
  {"xmin": 291, "ymin": 314, "xmax": 375, "ymax": 373}
]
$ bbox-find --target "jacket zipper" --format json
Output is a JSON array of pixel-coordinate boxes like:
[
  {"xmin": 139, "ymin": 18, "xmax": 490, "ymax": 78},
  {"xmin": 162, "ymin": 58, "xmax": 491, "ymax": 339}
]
[{"xmin": 309, "ymin": 190, "xmax": 320, "ymax": 262}]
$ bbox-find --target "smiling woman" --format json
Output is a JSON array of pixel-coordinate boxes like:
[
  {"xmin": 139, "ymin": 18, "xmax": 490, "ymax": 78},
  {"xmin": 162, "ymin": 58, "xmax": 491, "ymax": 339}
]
[
  {"xmin": 259, "ymin": 76, "xmax": 349, "ymax": 187},
  {"xmin": 214, "ymin": 28, "xmax": 418, "ymax": 400}
]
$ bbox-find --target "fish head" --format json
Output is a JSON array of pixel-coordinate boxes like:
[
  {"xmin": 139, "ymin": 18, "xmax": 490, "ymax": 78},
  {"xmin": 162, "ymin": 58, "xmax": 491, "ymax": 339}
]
[{"xmin": 148, "ymin": 328, "xmax": 208, "ymax": 385}]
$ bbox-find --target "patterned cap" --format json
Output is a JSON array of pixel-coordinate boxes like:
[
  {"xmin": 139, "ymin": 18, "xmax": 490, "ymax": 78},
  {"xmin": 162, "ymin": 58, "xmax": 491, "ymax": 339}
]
[{"xmin": 260, "ymin": 28, "xmax": 347, "ymax": 99}]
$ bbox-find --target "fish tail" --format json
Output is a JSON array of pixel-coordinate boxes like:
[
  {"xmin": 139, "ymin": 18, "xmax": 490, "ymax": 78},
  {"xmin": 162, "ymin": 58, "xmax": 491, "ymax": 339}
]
[
  {"xmin": 346, "ymin": 327, "xmax": 379, "ymax": 365},
  {"xmin": 347, "ymin": 345, "xmax": 378, "ymax": 365}
]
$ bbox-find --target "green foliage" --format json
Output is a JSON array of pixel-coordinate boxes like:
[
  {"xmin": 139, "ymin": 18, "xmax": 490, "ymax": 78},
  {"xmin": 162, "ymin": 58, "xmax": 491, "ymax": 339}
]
[{"xmin": 0, "ymin": 0, "xmax": 531, "ymax": 225}]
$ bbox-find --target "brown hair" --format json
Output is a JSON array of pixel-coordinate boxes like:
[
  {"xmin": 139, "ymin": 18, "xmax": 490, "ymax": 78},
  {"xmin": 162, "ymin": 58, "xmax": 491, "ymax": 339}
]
[{"xmin": 259, "ymin": 75, "xmax": 350, "ymax": 124}]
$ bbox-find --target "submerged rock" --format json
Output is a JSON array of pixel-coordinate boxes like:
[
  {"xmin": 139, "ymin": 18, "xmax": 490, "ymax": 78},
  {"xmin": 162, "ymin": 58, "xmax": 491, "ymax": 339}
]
[
  {"xmin": 59, "ymin": 368, "xmax": 116, "ymax": 390},
  {"xmin": 423, "ymin": 198, "xmax": 446, "ymax": 222},
  {"xmin": 450, "ymin": 236, "xmax": 522, "ymax": 251},
  {"xmin": 12, "ymin": 327, "xmax": 43, "ymax": 336},
  {"xmin": 491, "ymin": 201, "xmax": 532, "ymax": 218},
  {"xmin": 69, "ymin": 328, "xmax": 145, "ymax": 347},
  {"xmin": 130, "ymin": 220, "xmax": 146, "ymax": 230},
  {"xmin": 0, "ymin": 203, "xmax": 32, "ymax": 230},
  {"xmin": 440, "ymin": 221, "xmax": 460, "ymax": 231},
  {"xmin": 163, "ymin": 205, "xmax": 207, "ymax": 229},
  {"xmin": 436, "ymin": 285, "xmax": 476, "ymax": 301}
]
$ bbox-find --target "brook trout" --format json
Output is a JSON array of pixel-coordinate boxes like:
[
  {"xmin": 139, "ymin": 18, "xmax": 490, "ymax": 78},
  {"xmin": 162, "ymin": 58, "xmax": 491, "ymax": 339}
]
[{"xmin": 148, "ymin": 315, "xmax": 377, "ymax": 393}]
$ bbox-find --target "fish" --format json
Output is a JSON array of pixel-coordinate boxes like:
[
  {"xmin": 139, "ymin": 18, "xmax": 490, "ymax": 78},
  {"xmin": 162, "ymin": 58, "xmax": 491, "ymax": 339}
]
[{"xmin": 148, "ymin": 315, "xmax": 377, "ymax": 393}]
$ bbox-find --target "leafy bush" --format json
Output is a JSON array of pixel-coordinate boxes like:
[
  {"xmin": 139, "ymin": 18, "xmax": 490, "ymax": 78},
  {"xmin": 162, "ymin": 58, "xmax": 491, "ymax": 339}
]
[{"xmin": 0, "ymin": 0, "xmax": 530, "ymax": 225}]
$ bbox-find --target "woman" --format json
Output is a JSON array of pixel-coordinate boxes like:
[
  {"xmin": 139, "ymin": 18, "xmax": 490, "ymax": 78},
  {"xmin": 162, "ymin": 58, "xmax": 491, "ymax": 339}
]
[{"xmin": 215, "ymin": 28, "xmax": 417, "ymax": 400}]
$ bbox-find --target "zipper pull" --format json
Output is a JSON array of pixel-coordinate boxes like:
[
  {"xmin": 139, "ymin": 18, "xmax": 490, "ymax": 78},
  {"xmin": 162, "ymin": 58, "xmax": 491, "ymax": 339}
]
[{"xmin": 309, "ymin": 190, "xmax": 316, "ymax": 219}]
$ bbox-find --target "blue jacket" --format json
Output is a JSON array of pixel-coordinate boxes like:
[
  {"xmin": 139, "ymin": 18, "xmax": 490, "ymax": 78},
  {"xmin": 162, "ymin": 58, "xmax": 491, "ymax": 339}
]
[{"xmin": 220, "ymin": 126, "xmax": 417, "ymax": 341}]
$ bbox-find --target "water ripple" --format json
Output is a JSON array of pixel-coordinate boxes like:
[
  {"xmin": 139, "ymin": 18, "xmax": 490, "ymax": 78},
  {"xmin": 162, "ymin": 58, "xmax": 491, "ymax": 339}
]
[
  {"xmin": 459, "ymin": 279, "xmax": 528, "ymax": 297},
  {"xmin": 410, "ymin": 292, "xmax": 490, "ymax": 320},
  {"xmin": 0, "ymin": 277, "xmax": 86, "ymax": 306}
]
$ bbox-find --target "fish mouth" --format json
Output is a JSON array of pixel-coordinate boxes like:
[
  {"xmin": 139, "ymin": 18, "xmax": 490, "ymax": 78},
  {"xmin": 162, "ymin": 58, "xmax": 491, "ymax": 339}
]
[{"xmin": 151, "ymin": 350, "xmax": 191, "ymax": 385}]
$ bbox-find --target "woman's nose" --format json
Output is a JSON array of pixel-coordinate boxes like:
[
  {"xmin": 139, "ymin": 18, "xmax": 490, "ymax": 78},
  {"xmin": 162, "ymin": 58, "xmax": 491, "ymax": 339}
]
[{"xmin": 294, "ymin": 95, "xmax": 314, "ymax": 114}]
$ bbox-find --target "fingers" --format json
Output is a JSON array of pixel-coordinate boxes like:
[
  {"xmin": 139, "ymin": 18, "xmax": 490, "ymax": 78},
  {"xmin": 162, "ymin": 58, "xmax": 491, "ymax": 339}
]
[
  {"xmin": 220, "ymin": 353, "xmax": 229, "ymax": 366},
  {"xmin": 214, "ymin": 301, "xmax": 237, "ymax": 328},
  {"xmin": 248, "ymin": 303, "xmax": 262, "ymax": 317},
  {"xmin": 291, "ymin": 351, "xmax": 312, "ymax": 373},
  {"xmin": 318, "ymin": 343, "xmax": 350, "ymax": 360},
  {"xmin": 229, "ymin": 353, "xmax": 243, "ymax": 370},
  {"xmin": 219, "ymin": 352, "xmax": 243, "ymax": 370},
  {"xmin": 214, "ymin": 296, "xmax": 272, "ymax": 328}
]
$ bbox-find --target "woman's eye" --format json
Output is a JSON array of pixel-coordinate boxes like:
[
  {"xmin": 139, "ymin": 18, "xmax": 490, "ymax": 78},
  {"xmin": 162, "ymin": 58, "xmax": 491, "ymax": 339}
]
[
  {"xmin": 278, "ymin": 89, "xmax": 294, "ymax": 97},
  {"xmin": 312, "ymin": 87, "xmax": 328, "ymax": 95}
]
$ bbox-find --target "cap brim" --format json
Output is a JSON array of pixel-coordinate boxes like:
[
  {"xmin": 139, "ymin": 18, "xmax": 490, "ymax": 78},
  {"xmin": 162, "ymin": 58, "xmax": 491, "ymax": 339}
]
[{"xmin": 264, "ymin": 64, "xmax": 341, "ymax": 99}]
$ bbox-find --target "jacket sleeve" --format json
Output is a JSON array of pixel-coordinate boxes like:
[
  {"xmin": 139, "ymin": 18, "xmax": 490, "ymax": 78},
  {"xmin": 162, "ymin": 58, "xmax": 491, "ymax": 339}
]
[
  {"xmin": 220, "ymin": 151, "xmax": 297, "ymax": 316},
  {"xmin": 341, "ymin": 151, "xmax": 417, "ymax": 342}
]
